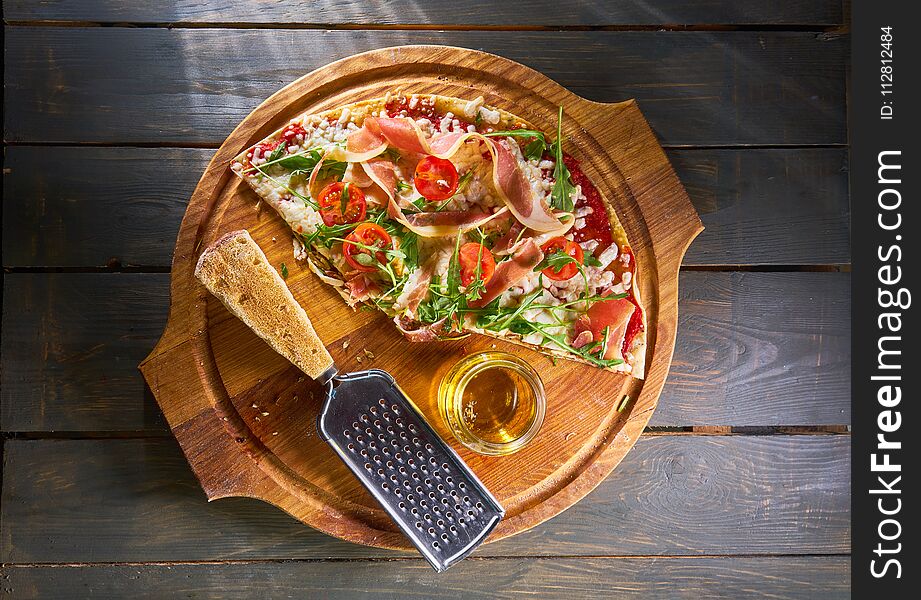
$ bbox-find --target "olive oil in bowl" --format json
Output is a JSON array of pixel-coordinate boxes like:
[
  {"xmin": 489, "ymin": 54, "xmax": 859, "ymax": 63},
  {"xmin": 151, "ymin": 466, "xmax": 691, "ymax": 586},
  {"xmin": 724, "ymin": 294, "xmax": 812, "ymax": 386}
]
[{"xmin": 439, "ymin": 352, "xmax": 545, "ymax": 456}]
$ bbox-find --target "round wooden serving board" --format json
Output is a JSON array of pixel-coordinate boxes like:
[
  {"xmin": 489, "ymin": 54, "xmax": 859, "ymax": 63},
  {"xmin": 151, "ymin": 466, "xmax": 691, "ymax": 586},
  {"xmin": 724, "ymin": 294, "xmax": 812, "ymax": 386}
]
[{"xmin": 140, "ymin": 46, "xmax": 703, "ymax": 550}]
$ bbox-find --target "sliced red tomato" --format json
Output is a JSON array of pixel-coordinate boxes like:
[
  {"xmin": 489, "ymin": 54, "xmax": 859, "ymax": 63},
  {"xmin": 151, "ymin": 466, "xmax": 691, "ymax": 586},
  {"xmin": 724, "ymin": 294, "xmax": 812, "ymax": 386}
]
[
  {"xmin": 318, "ymin": 182, "xmax": 367, "ymax": 226},
  {"xmin": 413, "ymin": 156, "xmax": 459, "ymax": 201},
  {"xmin": 540, "ymin": 237, "xmax": 584, "ymax": 281},
  {"xmin": 343, "ymin": 223, "xmax": 392, "ymax": 273},
  {"xmin": 458, "ymin": 243, "xmax": 496, "ymax": 287},
  {"xmin": 280, "ymin": 123, "xmax": 307, "ymax": 146},
  {"xmin": 608, "ymin": 244, "xmax": 636, "ymax": 284}
]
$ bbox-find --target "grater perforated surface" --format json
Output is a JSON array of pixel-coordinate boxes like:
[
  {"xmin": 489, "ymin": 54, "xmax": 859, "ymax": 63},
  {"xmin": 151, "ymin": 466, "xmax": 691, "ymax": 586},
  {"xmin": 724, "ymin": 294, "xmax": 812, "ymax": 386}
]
[{"xmin": 317, "ymin": 369, "xmax": 504, "ymax": 572}]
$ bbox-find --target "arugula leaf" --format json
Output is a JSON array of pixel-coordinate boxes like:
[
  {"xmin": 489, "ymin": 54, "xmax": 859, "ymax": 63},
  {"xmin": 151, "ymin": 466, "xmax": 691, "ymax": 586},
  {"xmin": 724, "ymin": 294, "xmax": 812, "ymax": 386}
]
[
  {"xmin": 396, "ymin": 180, "xmax": 413, "ymax": 193},
  {"xmin": 280, "ymin": 262, "xmax": 289, "ymax": 279},
  {"xmin": 484, "ymin": 129, "xmax": 546, "ymax": 143},
  {"xmin": 484, "ymin": 129, "xmax": 547, "ymax": 162},
  {"xmin": 412, "ymin": 197, "xmax": 427, "ymax": 211},
  {"xmin": 524, "ymin": 137, "xmax": 546, "ymax": 161},
  {"xmin": 521, "ymin": 321, "xmax": 623, "ymax": 368},
  {"xmin": 400, "ymin": 231, "xmax": 419, "ymax": 270},
  {"xmin": 550, "ymin": 106, "xmax": 575, "ymax": 212},
  {"xmin": 264, "ymin": 147, "xmax": 347, "ymax": 182},
  {"xmin": 433, "ymin": 170, "xmax": 475, "ymax": 211},
  {"xmin": 584, "ymin": 255, "xmax": 602, "ymax": 267},
  {"xmin": 267, "ymin": 144, "xmax": 286, "ymax": 163},
  {"xmin": 340, "ymin": 182, "xmax": 351, "ymax": 215},
  {"xmin": 474, "ymin": 112, "xmax": 483, "ymax": 127},
  {"xmin": 534, "ymin": 249, "xmax": 578, "ymax": 273},
  {"xmin": 383, "ymin": 147, "xmax": 401, "ymax": 162},
  {"xmin": 446, "ymin": 234, "xmax": 463, "ymax": 297},
  {"xmin": 477, "ymin": 287, "xmax": 543, "ymax": 332}
]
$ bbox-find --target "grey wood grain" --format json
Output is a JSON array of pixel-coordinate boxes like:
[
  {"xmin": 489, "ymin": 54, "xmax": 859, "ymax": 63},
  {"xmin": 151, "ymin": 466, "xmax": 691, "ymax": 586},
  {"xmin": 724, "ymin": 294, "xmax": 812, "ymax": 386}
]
[
  {"xmin": 2, "ymin": 0, "xmax": 844, "ymax": 26},
  {"xmin": 0, "ymin": 556, "xmax": 850, "ymax": 599},
  {"xmin": 2, "ymin": 147, "xmax": 850, "ymax": 268},
  {"xmin": 0, "ymin": 272, "xmax": 849, "ymax": 433},
  {"xmin": 3, "ymin": 28, "xmax": 847, "ymax": 146},
  {"xmin": 0, "ymin": 435, "xmax": 850, "ymax": 562}
]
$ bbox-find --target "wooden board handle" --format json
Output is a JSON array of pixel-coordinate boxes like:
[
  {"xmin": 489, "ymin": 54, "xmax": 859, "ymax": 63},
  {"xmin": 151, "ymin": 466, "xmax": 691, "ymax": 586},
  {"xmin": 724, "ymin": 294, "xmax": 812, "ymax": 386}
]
[{"xmin": 194, "ymin": 230, "xmax": 335, "ymax": 381}]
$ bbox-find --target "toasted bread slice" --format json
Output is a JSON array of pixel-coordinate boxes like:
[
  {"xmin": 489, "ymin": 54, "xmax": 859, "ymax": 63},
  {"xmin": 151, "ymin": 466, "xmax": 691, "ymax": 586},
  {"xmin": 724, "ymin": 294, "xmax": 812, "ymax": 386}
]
[{"xmin": 194, "ymin": 230, "xmax": 334, "ymax": 380}]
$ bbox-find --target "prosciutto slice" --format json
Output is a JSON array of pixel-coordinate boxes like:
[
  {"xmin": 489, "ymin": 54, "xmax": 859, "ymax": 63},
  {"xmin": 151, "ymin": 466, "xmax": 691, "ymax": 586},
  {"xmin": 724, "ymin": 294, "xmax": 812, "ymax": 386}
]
[
  {"xmin": 343, "ymin": 118, "xmax": 387, "ymax": 163},
  {"xmin": 403, "ymin": 208, "xmax": 509, "ymax": 237},
  {"xmin": 573, "ymin": 298, "xmax": 636, "ymax": 361},
  {"xmin": 467, "ymin": 238, "xmax": 544, "ymax": 309},
  {"xmin": 343, "ymin": 272, "xmax": 380, "ymax": 305},
  {"xmin": 393, "ymin": 315, "xmax": 466, "ymax": 342},
  {"xmin": 344, "ymin": 117, "xmax": 569, "ymax": 234}
]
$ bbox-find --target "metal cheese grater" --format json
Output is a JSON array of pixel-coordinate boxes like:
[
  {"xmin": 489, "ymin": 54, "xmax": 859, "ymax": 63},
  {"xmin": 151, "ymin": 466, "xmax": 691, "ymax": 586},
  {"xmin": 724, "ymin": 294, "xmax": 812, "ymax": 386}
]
[
  {"xmin": 315, "ymin": 367, "xmax": 504, "ymax": 572},
  {"xmin": 194, "ymin": 230, "xmax": 504, "ymax": 573}
]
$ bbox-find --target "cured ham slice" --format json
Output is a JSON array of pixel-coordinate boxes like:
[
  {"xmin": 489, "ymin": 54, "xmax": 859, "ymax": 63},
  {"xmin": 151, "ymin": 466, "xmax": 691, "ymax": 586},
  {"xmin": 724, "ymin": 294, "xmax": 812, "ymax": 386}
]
[
  {"xmin": 347, "ymin": 118, "xmax": 567, "ymax": 234},
  {"xmin": 343, "ymin": 119, "xmax": 387, "ymax": 163},
  {"xmin": 402, "ymin": 208, "xmax": 509, "ymax": 237},
  {"xmin": 573, "ymin": 298, "xmax": 636, "ymax": 361},
  {"xmin": 487, "ymin": 139, "xmax": 564, "ymax": 233},
  {"xmin": 343, "ymin": 273, "xmax": 380, "ymax": 304},
  {"xmin": 467, "ymin": 239, "xmax": 543, "ymax": 309}
]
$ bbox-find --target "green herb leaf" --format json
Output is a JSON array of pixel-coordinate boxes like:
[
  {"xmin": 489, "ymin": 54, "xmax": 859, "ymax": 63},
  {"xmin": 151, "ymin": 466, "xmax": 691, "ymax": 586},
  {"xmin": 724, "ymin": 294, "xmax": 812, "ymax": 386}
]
[
  {"xmin": 584, "ymin": 255, "xmax": 602, "ymax": 267},
  {"xmin": 396, "ymin": 180, "xmax": 413, "ymax": 193},
  {"xmin": 484, "ymin": 129, "xmax": 547, "ymax": 162},
  {"xmin": 550, "ymin": 106, "xmax": 575, "ymax": 212},
  {"xmin": 522, "ymin": 321, "xmax": 623, "ymax": 369},
  {"xmin": 446, "ymin": 234, "xmax": 463, "ymax": 297},
  {"xmin": 400, "ymin": 231, "xmax": 419, "ymax": 270},
  {"xmin": 484, "ymin": 129, "xmax": 547, "ymax": 143},
  {"xmin": 534, "ymin": 249, "xmax": 578, "ymax": 273},
  {"xmin": 524, "ymin": 137, "xmax": 546, "ymax": 162},
  {"xmin": 412, "ymin": 197, "xmax": 427, "ymax": 211},
  {"xmin": 383, "ymin": 148, "xmax": 401, "ymax": 162},
  {"xmin": 354, "ymin": 253, "xmax": 375, "ymax": 267},
  {"xmin": 474, "ymin": 112, "xmax": 483, "ymax": 127},
  {"xmin": 267, "ymin": 144, "xmax": 286, "ymax": 163},
  {"xmin": 280, "ymin": 263, "xmax": 289, "ymax": 279},
  {"xmin": 340, "ymin": 182, "xmax": 351, "ymax": 215}
]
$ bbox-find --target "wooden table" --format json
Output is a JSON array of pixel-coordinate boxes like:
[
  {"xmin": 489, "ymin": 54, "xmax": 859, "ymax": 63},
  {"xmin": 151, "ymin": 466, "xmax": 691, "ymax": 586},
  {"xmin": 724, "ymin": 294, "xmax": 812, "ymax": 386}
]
[{"xmin": 1, "ymin": 2, "xmax": 850, "ymax": 597}]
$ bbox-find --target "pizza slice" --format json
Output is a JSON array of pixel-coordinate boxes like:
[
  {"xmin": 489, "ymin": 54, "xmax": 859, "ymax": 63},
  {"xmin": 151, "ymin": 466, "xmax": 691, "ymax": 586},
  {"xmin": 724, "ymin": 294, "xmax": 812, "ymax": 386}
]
[{"xmin": 229, "ymin": 93, "xmax": 646, "ymax": 378}]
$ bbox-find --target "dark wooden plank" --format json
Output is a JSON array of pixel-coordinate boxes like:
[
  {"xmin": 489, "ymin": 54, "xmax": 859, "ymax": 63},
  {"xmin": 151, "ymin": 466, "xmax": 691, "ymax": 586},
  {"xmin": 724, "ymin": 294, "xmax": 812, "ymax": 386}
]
[
  {"xmin": 3, "ymin": 28, "xmax": 847, "ymax": 146},
  {"xmin": 0, "ymin": 435, "xmax": 850, "ymax": 562},
  {"xmin": 654, "ymin": 271, "xmax": 850, "ymax": 426},
  {"xmin": 669, "ymin": 148, "xmax": 850, "ymax": 265},
  {"xmin": 2, "ymin": 147, "xmax": 849, "ymax": 268},
  {"xmin": 1, "ymin": 147, "xmax": 203, "ymax": 268},
  {"xmin": 0, "ymin": 274, "xmax": 170, "ymax": 433},
  {"xmin": 0, "ymin": 556, "xmax": 851, "ymax": 599},
  {"xmin": 0, "ymin": 271, "xmax": 849, "ymax": 433},
  {"xmin": 2, "ymin": 0, "xmax": 844, "ymax": 26}
]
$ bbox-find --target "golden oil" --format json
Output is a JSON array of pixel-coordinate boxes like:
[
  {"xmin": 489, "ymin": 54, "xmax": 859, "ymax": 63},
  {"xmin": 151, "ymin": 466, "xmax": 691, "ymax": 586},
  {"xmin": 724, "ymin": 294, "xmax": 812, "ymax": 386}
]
[{"xmin": 439, "ymin": 352, "xmax": 545, "ymax": 456}]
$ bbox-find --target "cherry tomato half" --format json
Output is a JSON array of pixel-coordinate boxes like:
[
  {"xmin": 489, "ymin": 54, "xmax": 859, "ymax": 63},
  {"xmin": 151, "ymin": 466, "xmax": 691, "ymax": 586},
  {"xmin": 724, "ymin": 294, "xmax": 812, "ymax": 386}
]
[
  {"xmin": 413, "ymin": 156, "xmax": 459, "ymax": 201},
  {"xmin": 540, "ymin": 237, "xmax": 584, "ymax": 281},
  {"xmin": 318, "ymin": 182, "xmax": 367, "ymax": 227},
  {"xmin": 343, "ymin": 223, "xmax": 392, "ymax": 273},
  {"xmin": 458, "ymin": 243, "xmax": 496, "ymax": 287},
  {"xmin": 280, "ymin": 123, "xmax": 306, "ymax": 146}
]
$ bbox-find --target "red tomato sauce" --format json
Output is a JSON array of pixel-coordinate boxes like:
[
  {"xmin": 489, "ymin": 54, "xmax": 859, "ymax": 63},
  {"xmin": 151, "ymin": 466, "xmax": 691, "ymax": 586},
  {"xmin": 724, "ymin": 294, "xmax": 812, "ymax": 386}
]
[
  {"xmin": 564, "ymin": 154, "xmax": 643, "ymax": 353},
  {"xmin": 385, "ymin": 97, "xmax": 475, "ymax": 131},
  {"xmin": 565, "ymin": 154, "xmax": 613, "ymax": 255}
]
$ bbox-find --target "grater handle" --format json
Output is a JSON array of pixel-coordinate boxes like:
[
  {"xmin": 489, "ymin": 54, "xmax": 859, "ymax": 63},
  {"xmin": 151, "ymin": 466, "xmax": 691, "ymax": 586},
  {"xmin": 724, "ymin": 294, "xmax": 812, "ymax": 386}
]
[{"xmin": 195, "ymin": 230, "xmax": 335, "ymax": 381}]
